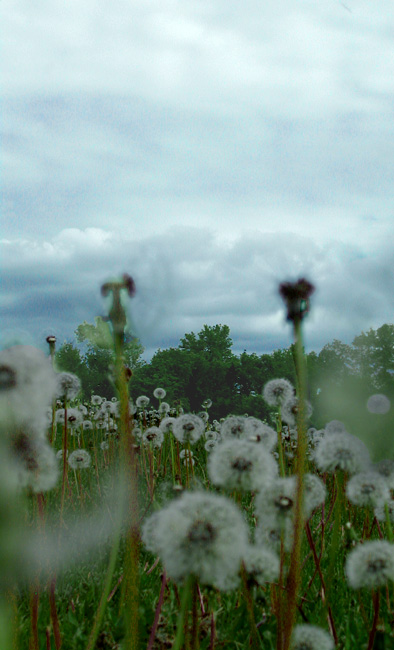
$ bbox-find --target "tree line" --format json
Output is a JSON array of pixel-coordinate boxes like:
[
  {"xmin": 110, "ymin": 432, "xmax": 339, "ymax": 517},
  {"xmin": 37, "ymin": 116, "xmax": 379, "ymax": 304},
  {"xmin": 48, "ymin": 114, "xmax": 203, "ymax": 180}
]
[{"xmin": 55, "ymin": 319, "xmax": 394, "ymax": 430}]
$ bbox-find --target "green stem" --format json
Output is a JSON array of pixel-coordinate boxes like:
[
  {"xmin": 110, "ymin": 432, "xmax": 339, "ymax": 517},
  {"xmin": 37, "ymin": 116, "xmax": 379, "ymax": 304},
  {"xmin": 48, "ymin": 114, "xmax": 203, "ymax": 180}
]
[
  {"xmin": 282, "ymin": 317, "xmax": 308, "ymax": 650},
  {"xmin": 172, "ymin": 575, "xmax": 195, "ymax": 650},
  {"xmin": 241, "ymin": 563, "xmax": 262, "ymax": 649}
]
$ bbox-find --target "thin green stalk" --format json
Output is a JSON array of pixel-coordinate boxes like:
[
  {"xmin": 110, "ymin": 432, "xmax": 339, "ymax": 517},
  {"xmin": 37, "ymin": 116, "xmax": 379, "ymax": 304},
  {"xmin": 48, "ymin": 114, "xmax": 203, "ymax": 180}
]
[
  {"xmin": 172, "ymin": 575, "xmax": 194, "ymax": 650},
  {"xmin": 85, "ymin": 500, "xmax": 124, "ymax": 650},
  {"xmin": 282, "ymin": 318, "xmax": 308, "ymax": 650},
  {"xmin": 240, "ymin": 563, "xmax": 262, "ymax": 649}
]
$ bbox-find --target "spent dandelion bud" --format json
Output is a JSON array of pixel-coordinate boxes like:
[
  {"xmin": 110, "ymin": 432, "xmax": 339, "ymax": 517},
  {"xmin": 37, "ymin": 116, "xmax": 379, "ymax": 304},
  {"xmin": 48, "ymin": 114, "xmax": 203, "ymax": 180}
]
[{"xmin": 279, "ymin": 277, "xmax": 315, "ymax": 322}]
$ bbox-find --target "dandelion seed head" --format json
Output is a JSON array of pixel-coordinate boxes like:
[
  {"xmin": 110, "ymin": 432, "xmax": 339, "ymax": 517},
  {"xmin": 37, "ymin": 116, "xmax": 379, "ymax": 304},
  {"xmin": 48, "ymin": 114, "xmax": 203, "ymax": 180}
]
[
  {"xmin": 141, "ymin": 491, "xmax": 248, "ymax": 590},
  {"xmin": 142, "ymin": 427, "xmax": 164, "ymax": 448},
  {"xmin": 325, "ymin": 419, "xmax": 348, "ymax": 435},
  {"xmin": 291, "ymin": 624, "xmax": 334, "ymax": 650},
  {"xmin": 172, "ymin": 414, "xmax": 205, "ymax": 445},
  {"xmin": 91, "ymin": 395, "xmax": 103, "ymax": 406},
  {"xmin": 313, "ymin": 433, "xmax": 370, "ymax": 475},
  {"xmin": 303, "ymin": 473, "xmax": 327, "ymax": 518},
  {"xmin": 346, "ymin": 540, "xmax": 394, "ymax": 589},
  {"xmin": 208, "ymin": 439, "xmax": 278, "ymax": 492},
  {"xmin": 202, "ymin": 399, "xmax": 212, "ymax": 409},
  {"xmin": 243, "ymin": 544, "xmax": 280, "ymax": 585},
  {"xmin": 262, "ymin": 378, "xmax": 294, "ymax": 407},
  {"xmin": 281, "ymin": 396, "xmax": 313, "ymax": 426},
  {"xmin": 153, "ymin": 387, "xmax": 166, "ymax": 400},
  {"xmin": 367, "ymin": 394, "xmax": 391, "ymax": 414},
  {"xmin": 68, "ymin": 449, "xmax": 91, "ymax": 470},
  {"xmin": 346, "ymin": 472, "xmax": 390, "ymax": 508},
  {"xmin": 136, "ymin": 395, "xmax": 150, "ymax": 409},
  {"xmin": 55, "ymin": 372, "xmax": 81, "ymax": 400}
]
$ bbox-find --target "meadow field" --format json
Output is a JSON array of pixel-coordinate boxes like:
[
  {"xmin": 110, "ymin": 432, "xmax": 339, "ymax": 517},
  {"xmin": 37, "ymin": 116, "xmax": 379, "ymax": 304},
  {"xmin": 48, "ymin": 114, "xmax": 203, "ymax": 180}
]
[{"xmin": 2, "ymin": 275, "xmax": 394, "ymax": 650}]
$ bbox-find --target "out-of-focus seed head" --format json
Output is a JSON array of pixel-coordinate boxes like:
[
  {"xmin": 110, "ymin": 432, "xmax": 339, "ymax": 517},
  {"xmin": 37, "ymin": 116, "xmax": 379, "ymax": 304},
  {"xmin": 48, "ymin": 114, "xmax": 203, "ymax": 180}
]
[
  {"xmin": 291, "ymin": 624, "xmax": 334, "ymax": 650},
  {"xmin": 55, "ymin": 372, "xmax": 81, "ymax": 400},
  {"xmin": 367, "ymin": 394, "xmax": 391, "ymax": 414}
]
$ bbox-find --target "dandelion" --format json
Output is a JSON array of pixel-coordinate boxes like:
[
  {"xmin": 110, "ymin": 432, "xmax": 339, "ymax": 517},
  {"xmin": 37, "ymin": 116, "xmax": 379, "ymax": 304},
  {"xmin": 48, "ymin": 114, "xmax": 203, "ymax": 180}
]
[
  {"xmin": 68, "ymin": 449, "xmax": 91, "ymax": 470},
  {"xmin": 0, "ymin": 345, "xmax": 57, "ymax": 427},
  {"xmin": 254, "ymin": 476, "xmax": 297, "ymax": 523},
  {"xmin": 100, "ymin": 441, "xmax": 109, "ymax": 451},
  {"xmin": 202, "ymin": 399, "xmax": 212, "ymax": 409},
  {"xmin": 290, "ymin": 624, "xmax": 334, "ymax": 650},
  {"xmin": 55, "ymin": 372, "xmax": 81, "ymax": 400},
  {"xmin": 346, "ymin": 472, "xmax": 390, "ymax": 508},
  {"xmin": 83, "ymin": 420, "xmax": 93, "ymax": 431},
  {"xmin": 172, "ymin": 414, "xmax": 205, "ymax": 445},
  {"xmin": 281, "ymin": 395, "xmax": 313, "ymax": 426},
  {"xmin": 367, "ymin": 394, "xmax": 391, "ymax": 415},
  {"xmin": 242, "ymin": 544, "xmax": 280, "ymax": 585},
  {"xmin": 220, "ymin": 416, "xmax": 252, "ymax": 440},
  {"xmin": 65, "ymin": 408, "xmax": 83, "ymax": 429},
  {"xmin": 158, "ymin": 402, "xmax": 170, "ymax": 415},
  {"xmin": 325, "ymin": 420, "xmax": 348, "ymax": 434},
  {"xmin": 141, "ymin": 491, "xmax": 248, "ymax": 590},
  {"xmin": 314, "ymin": 432, "xmax": 370, "ymax": 475},
  {"xmin": 204, "ymin": 440, "xmax": 217, "ymax": 452},
  {"xmin": 262, "ymin": 378, "xmax": 294, "ymax": 407},
  {"xmin": 246, "ymin": 418, "xmax": 277, "ymax": 451},
  {"xmin": 153, "ymin": 387, "xmax": 166, "ymax": 400},
  {"xmin": 159, "ymin": 417, "xmax": 176, "ymax": 434},
  {"xmin": 303, "ymin": 473, "xmax": 327, "ymax": 518},
  {"xmin": 208, "ymin": 439, "xmax": 278, "ymax": 492},
  {"xmin": 142, "ymin": 427, "xmax": 164, "ymax": 448},
  {"xmin": 136, "ymin": 395, "xmax": 150, "ymax": 409},
  {"xmin": 346, "ymin": 540, "xmax": 394, "ymax": 589},
  {"xmin": 254, "ymin": 515, "xmax": 294, "ymax": 553},
  {"xmin": 91, "ymin": 395, "xmax": 103, "ymax": 406},
  {"xmin": 11, "ymin": 426, "xmax": 59, "ymax": 492},
  {"xmin": 198, "ymin": 411, "xmax": 209, "ymax": 423},
  {"xmin": 77, "ymin": 404, "xmax": 88, "ymax": 415}
]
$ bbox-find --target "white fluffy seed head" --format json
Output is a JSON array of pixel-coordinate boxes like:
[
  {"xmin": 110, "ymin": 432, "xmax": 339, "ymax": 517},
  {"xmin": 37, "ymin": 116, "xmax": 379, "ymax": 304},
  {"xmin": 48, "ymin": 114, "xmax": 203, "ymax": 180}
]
[
  {"xmin": 55, "ymin": 372, "xmax": 81, "ymax": 400},
  {"xmin": 303, "ymin": 473, "xmax": 327, "ymax": 519},
  {"xmin": 281, "ymin": 396, "xmax": 313, "ymax": 426},
  {"xmin": 313, "ymin": 433, "xmax": 370, "ymax": 475},
  {"xmin": 68, "ymin": 449, "xmax": 91, "ymax": 470},
  {"xmin": 254, "ymin": 476, "xmax": 297, "ymax": 522},
  {"xmin": 141, "ymin": 491, "xmax": 248, "ymax": 590},
  {"xmin": 242, "ymin": 544, "xmax": 280, "ymax": 585},
  {"xmin": 136, "ymin": 395, "xmax": 150, "ymax": 409},
  {"xmin": 262, "ymin": 378, "xmax": 294, "ymax": 407},
  {"xmin": 346, "ymin": 471, "xmax": 390, "ymax": 508},
  {"xmin": 153, "ymin": 387, "xmax": 166, "ymax": 400},
  {"xmin": 142, "ymin": 426, "xmax": 164, "ymax": 448},
  {"xmin": 172, "ymin": 414, "xmax": 205, "ymax": 445},
  {"xmin": 0, "ymin": 345, "xmax": 57, "ymax": 429},
  {"xmin": 367, "ymin": 394, "xmax": 391, "ymax": 414},
  {"xmin": 346, "ymin": 540, "xmax": 394, "ymax": 589},
  {"xmin": 208, "ymin": 439, "xmax": 278, "ymax": 492},
  {"xmin": 291, "ymin": 624, "xmax": 334, "ymax": 650}
]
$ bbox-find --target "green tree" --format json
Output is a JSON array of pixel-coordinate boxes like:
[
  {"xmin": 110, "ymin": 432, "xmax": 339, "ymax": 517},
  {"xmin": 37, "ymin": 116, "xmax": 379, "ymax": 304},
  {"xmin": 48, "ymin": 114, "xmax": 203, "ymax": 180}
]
[{"xmin": 75, "ymin": 316, "xmax": 145, "ymax": 370}]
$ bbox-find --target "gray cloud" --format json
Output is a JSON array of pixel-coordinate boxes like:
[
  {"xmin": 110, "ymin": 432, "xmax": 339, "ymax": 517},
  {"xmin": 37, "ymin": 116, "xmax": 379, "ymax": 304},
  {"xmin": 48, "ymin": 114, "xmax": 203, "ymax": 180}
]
[{"xmin": 1, "ymin": 227, "xmax": 393, "ymax": 359}]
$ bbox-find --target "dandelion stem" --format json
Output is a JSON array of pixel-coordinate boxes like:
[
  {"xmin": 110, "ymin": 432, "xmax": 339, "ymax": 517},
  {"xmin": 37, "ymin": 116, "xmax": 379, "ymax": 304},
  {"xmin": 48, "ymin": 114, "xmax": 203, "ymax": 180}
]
[
  {"xmin": 172, "ymin": 575, "xmax": 194, "ymax": 650},
  {"xmin": 282, "ymin": 317, "xmax": 308, "ymax": 650},
  {"xmin": 241, "ymin": 562, "xmax": 262, "ymax": 649},
  {"xmin": 367, "ymin": 589, "xmax": 380, "ymax": 650},
  {"xmin": 146, "ymin": 572, "xmax": 167, "ymax": 650}
]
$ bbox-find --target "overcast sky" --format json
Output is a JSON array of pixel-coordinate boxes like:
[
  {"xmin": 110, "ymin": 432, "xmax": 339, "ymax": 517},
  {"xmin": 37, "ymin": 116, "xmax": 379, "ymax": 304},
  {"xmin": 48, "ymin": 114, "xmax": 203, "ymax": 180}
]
[{"xmin": 2, "ymin": 0, "xmax": 394, "ymax": 360}]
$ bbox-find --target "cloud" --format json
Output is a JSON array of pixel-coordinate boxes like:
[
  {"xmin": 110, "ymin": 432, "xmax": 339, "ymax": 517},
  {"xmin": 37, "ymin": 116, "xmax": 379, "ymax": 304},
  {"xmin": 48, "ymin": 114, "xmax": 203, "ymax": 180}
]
[{"xmin": 1, "ymin": 227, "xmax": 393, "ymax": 359}]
